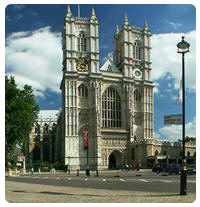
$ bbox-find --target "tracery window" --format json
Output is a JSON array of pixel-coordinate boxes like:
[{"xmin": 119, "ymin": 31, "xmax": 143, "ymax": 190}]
[
  {"xmin": 134, "ymin": 89, "xmax": 141, "ymax": 102},
  {"xmin": 77, "ymin": 33, "xmax": 86, "ymax": 52},
  {"xmin": 102, "ymin": 87, "xmax": 121, "ymax": 127},
  {"xmin": 78, "ymin": 84, "xmax": 88, "ymax": 98},
  {"xmin": 133, "ymin": 40, "xmax": 142, "ymax": 60}
]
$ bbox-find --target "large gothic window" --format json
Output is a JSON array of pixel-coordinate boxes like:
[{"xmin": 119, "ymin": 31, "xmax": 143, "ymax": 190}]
[
  {"xmin": 78, "ymin": 84, "xmax": 88, "ymax": 98},
  {"xmin": 133, "ymin": 40, "xmax": 142, "ymax": 60},
  {"xmin": 134, "ymin": 89, "xmax": 141, "ymax": 102},
  {"xmin": 78, "ymin": 33, "xmax": 86, "ymax": 52},
  {"xmin": 102, "ymin": 87, "xmax": 121, "ymax": 127}
]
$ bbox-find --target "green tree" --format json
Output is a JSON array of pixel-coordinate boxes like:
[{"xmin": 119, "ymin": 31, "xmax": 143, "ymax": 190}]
[
  {"xmin": 185, "ymin": 136, "xmax": 196, "ymax": 142},
  {"xmin": 5, "ymin": 76, "xmax": 39, "ymax": 166},
  {"xmin": 178, "ymin": 136, "xmax": 196, "ymax": 142}
]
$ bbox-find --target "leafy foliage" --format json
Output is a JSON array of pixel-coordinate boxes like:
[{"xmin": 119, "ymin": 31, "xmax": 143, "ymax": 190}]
[
  {"xmin": 185, "ymin": 136, "xmax": 196, "ymax": 142},
  {"xmin": 178, "ymin": 136, "xmax": 196, "ymax": 142},
  {"xmin": 5, "ymin": 76, "xmax": 39, "ymax": 166}
]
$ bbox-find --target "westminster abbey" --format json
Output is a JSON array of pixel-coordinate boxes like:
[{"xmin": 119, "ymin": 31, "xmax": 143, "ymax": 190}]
[{"xmin": 27, "ymin": 6, "xmax": 196, "ymax": 170}]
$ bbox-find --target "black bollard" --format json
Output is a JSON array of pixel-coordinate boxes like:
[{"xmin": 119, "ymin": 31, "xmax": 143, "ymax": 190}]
[
  {"xmin": 180, "ymin": 170, "xmax": 187, "ymax": 195},
  {"xmin": 86, "ymin": 168, "xmax": 90, "ymax": 176},
  {"xmin": 96, "ymin": 170, "xmax": 99, "ymax": 177},
  {"xmin": 77, "ymin": 169, "xmax": 79, "ymax": 176}
]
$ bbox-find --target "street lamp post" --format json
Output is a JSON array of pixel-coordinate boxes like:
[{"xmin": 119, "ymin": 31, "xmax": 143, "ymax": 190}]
[{"xmin": 177, "ymin": 36, "xmax": 190, "ymax": 195}]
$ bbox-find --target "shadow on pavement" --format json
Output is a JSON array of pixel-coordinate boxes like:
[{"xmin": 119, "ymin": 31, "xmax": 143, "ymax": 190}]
[
  {"xmin": 39, "ymin": 191, "xmax": 106, "ymax": 197},
  {"xmin": 12, "ymin": 190, "xmax": 26, "ymax": 193},
  {"xmin": 11, "ymin": 189, "xmax": 187, "ymax": 198}
]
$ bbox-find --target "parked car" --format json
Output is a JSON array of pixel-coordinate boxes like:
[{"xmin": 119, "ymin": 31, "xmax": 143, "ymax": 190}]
[
  {"xmin": 152, "ymin": 164, "xmax": 169, "ymax": 174},
  {"xmin": 169, "ymin": 164, "xmax": 181, "ymax": 175},
  {"xmin": 187, "ymin": 164, "xmax": 196, "ymax": 174}
]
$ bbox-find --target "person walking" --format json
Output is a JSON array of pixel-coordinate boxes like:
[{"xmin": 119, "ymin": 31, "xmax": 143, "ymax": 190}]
[
  {"xmin": 31, "ymin": 167, "xmax": 34, "ymax": 175},
  {"xmin": 133, "ymin": 163, "xmax": 136, "ymax": 171}
]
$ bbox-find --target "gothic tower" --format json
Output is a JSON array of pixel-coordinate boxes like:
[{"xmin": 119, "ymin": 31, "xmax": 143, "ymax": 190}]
[
  {"xmin": 60, "ymin": 5, "xmax": 102, "ymax": 169},
  {"xmin": 113, "ymin": 14, "xmax": 154, "ymax": 142}
]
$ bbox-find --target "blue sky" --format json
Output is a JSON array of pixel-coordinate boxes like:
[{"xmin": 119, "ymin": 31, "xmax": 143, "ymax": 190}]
[{"xmin": 4, "ymin": 2, "xmax": 196, "ymax": 141}]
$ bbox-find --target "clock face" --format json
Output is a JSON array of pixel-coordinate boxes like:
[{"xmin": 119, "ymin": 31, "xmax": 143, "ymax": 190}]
[
  {"xmin": 133, "ymin": 69, "xmax": 142, "ymax": 79},
  {"xmin": 80, "ymin": 64, "xmax": 86, "ymax": 69},
  {"xmin": 76, "ymin": 59, "xmax": 88, "ymax": 72}
]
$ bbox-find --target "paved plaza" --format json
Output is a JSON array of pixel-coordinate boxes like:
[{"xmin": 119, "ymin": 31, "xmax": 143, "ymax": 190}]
[{"xmin": 5, "ymin": 170, "xmax": 196, "ymax": 203}]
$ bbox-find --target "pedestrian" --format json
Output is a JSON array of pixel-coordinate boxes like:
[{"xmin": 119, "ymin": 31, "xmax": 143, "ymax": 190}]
[
  {"xmin": 66, "ymin": 164, "xmax": 68, "ymax": 173},
  {"xmin": 130, "ymin": 164, "xmax": 133, "ymax": 170},
  {"xmin": 126, "ymin": 163, "xmax": 129, "ymax": 171},
  {"xmin": 31, "ymin": 167, "xmax": 34, "ymax": 175},
  {"xmin": 133, "ymin": 163, "xmax": 136, "ymax": 171},
  {"xmin": 136, "ymin": 163, "xmax": 140, "ymax": 171}
]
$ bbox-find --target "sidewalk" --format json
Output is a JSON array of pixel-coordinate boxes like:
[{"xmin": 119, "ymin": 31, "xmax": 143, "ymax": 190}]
[
  {"xmin": 5, "ymin": 168, "xmax": 153, "ymax": 176},
  {"xmin": 5, "ymin": 179, "xmax": 196, "ymax": 203}
]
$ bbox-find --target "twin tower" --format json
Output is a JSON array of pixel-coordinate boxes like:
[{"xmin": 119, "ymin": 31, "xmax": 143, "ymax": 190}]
[{"xmin": 58, "ymin": 5, "xmax": 154, "ymax": 170}]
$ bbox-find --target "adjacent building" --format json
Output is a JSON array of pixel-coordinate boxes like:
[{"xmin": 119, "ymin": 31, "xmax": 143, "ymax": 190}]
[{"xmin": 27, "ymin": 110, "xmax": 59, "ymax": 164}]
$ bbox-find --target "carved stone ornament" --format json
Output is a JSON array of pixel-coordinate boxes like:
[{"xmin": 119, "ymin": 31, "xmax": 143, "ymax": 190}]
[{"xmin": 76, "ymin": 58, "xmax": 89, "ymax": 72}]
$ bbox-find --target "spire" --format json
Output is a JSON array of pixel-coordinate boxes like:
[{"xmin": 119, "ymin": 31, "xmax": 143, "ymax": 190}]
[
  {"xmin": 144, "ymin": 16, "xmax": 149, "ymax": 30},
  {"xmin": 66, "ymin": 5, "xmax": 72, "ymax": 17},
  {"xmin": 78, "ymin": 4, "xmax": 80, "ymax": 17},
  {"xmin": 92, "ymin": 8, "xmax": 96, "ymax": 16},
  {"xmin": 124, "ymin": 13, "xmax": 129, "ymax": 25},
  {"xmin": 116, "ymin": 24, "xmax": 119, "ymax": 34},
  {"xmin": 90, "ymin": 7, "xmax": 96, "ymax": 19}
]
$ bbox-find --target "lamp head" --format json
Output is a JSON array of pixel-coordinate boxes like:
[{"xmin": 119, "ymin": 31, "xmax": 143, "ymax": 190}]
[{"xmin": 177, "ymin": 36, "xmax": 190, "ymax": 54}]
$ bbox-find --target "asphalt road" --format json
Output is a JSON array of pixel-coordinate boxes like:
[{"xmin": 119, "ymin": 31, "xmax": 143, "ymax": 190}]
[{"xmin": 5, "ymin": 171, "xmax": 196, "ymax": 194}]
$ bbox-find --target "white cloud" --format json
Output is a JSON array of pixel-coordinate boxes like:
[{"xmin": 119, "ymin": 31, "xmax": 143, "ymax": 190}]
[
  {"xmin": 10, "ymin": 5, "xmax": 26, "ymax": 10},
  {"xmin": 155, "ymin": 117, "xmax": 196, "ymax": 141},
  {"xmin": 153, "ymin": 132, "xmax": 161, "ymax": 139},
  {"xmin": 153, "ymin": 82, "xmax": 159, "ymax": 94},
  {"xmin": 165, "ymin": 20, "xmax": 182, "ymax": 29},
  {"xmin": 6, "ymin": 26, "xmax": 63, "ymax": 97},
  {"xmin": 151, "ymin": 30, "xmax": 196, "ymax": 92},
  {"xmin": 5, "ymin": 27, "xmax": 196, "ymax": 101}
]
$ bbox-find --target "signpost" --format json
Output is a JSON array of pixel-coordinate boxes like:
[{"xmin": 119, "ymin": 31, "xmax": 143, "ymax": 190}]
[{"xmin": 164, "ymin": 114, "xmax": 182, "ymax": 125}]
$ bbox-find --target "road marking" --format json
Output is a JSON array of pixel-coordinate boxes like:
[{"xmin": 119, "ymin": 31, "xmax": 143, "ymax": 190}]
[
  {"xmin": 68, "ymin": 178, "xmax": 72, "ymax": 180},
  {"xmin": 102, "ymin": 179, "xmax": 106, "ymax": 182},
  {"xmin": 160, "ymin": 180, "xmax": 172, "ymax": 183},
  {"xmin": 56, "ymin": 177, "xmax": 60, "ymax": 180},
  {"xmin": 85, "ymin": 178, "xmax": 88, "ymax": 181},
  {"xmin": 44, "ymin": 177, "xmax": 48, "ymax": 179},
  {"xmin": 138, "ymin": 179, "xmax": 149, "ymax": 183},
  {"xmin": 119, "ymin": 179, "xmax": 126, "ymax": 182},
  {"xmin": 33, "ymin": 176, "xmax": 39, "ymax": 178},
  {"xmin": 188, "ymin": 180, "xmax": 196, "ymax": 183}
]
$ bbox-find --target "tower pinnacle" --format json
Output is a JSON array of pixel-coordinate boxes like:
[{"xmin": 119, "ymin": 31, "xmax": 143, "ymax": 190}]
[
  {"xmin": 144, "ymin": 17, "xmax": 149, "ymax": 30},
  {"xmin": 124, "ymin": 13, "xmax": 129, "ymax": 25},
  {"xmin": 66, "ymin": 5, "xmax": 72, "ymax": 17},
  {"xmin": 116, "ymin": 24, "xmax": 119, "ymax": 34},
  {"xmin": 91, "ymin": 8, "xmax": 96, "ymax": 19}
]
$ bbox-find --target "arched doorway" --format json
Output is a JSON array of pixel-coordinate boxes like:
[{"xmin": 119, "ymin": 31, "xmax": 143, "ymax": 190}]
[
  {"xmin": 109, "ymin": 154, "xmax": 116, "ymax": 169},
  {"xmin": 109, "ymin": 150, "xmax": 122, "ymax": 169}
]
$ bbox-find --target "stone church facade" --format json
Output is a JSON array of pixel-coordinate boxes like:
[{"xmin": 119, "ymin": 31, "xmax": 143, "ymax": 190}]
[
  {"xmin": 27, "ymin": 110, "xmax": 58, "ymax": 164},
  {"xmin": 27, "ymin": 6, "xmax": 196, "ymax": 170},
  {"xmin": 57, "ymin": 6, "xmax": 154, "ymax": 170}
]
